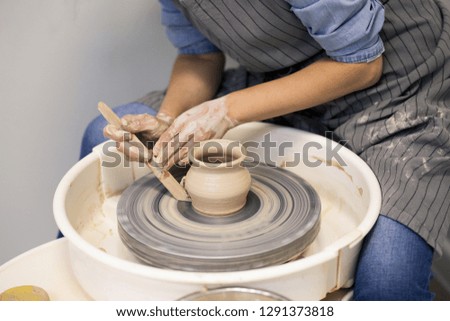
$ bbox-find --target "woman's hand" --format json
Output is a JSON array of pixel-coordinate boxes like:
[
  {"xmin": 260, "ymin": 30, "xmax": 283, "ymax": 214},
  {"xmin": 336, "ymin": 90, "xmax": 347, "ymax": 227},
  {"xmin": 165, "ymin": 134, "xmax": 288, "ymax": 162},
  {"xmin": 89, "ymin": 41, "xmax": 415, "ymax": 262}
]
[
  {"xmin": 103, "ymin": 112, "xmax": 174, "ymax": 162},
  {"xmin": 153, "ymin": 96, "xmax": 238, "ymax": 169}
]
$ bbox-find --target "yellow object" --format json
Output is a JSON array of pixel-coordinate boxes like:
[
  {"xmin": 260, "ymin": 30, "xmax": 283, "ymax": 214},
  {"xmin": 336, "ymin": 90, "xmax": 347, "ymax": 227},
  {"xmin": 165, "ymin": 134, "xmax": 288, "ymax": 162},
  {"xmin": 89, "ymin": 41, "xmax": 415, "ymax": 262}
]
[{"xmin": 0, "ymin": 285, "xmax": 50, "ymax": 301}]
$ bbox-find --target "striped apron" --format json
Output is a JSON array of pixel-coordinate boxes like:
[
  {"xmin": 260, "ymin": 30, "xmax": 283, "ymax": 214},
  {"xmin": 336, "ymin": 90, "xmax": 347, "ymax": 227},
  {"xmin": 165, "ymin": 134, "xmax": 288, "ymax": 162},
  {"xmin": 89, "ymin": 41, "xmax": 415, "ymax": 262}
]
[{"xmin": 140, "ymin": 0, "xmax": 450, "ymax": 254}]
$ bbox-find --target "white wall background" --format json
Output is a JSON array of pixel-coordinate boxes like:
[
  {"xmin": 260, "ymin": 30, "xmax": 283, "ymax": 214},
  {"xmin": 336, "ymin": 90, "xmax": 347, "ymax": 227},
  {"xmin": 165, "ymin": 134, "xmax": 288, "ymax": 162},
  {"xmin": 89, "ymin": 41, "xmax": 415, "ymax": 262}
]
[{"xmin": 0, "ymin": 0, "xmax": 177, "ymax": 264}]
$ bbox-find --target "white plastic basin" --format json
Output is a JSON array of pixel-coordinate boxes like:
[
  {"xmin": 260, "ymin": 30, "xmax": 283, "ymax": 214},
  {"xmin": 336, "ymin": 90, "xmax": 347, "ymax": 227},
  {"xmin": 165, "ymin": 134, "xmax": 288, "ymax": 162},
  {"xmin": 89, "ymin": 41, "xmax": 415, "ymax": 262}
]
[{"xmin": 53, "ymin": 122, "xmax": 381, "ymax": 300}]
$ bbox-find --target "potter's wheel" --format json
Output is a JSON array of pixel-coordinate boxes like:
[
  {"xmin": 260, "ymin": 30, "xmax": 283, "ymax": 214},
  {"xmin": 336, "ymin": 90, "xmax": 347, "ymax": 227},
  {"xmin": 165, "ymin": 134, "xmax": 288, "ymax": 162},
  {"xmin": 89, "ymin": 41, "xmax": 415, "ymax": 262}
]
[{"xmin": 117, "ymin": 163, "xmax": 321, "ymax": 272}]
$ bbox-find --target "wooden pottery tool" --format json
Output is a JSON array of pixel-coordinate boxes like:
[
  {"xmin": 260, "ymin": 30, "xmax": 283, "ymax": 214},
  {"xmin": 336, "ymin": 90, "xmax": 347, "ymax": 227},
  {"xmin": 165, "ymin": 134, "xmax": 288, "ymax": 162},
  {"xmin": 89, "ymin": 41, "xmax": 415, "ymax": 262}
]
[{"xmin": 97, "ymin": 101, "xmax": 190, "ymax": 201}]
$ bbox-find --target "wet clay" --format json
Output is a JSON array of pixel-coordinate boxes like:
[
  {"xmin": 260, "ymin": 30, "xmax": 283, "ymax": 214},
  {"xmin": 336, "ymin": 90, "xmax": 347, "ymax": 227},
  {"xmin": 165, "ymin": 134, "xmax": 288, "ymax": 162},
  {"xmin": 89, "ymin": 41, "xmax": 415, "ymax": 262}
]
[{"xmin": 184, "ymin": 140, "xmax": 252, "ymax": 216}]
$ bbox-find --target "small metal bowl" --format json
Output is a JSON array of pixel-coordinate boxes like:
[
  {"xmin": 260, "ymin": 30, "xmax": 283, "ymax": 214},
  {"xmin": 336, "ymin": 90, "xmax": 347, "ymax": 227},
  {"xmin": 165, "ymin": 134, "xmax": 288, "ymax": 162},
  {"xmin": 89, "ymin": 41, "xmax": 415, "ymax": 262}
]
[{"xmin": 179, "ymin": 287, "xmax": 288, "ymax": 301}]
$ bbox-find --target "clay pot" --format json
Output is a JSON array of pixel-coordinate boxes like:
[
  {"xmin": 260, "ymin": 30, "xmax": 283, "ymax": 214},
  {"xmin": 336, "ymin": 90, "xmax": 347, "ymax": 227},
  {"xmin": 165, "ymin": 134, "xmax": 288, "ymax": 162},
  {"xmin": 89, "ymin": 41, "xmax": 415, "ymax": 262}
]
[{"xmin": 184, "ymin": 139, "xmax": 251, "ymax": 216}]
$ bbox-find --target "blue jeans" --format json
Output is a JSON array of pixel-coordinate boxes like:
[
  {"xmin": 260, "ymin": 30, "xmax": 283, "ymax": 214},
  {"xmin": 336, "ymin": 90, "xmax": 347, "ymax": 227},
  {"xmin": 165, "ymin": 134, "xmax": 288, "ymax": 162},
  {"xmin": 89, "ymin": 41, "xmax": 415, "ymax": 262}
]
[
  {"xmin": 354, "ymin": 215, "xmax": 434, "ymax": 300},
  {"xmin": 79, "ymin": 103, "xmax": 435, "ymax": 301}
]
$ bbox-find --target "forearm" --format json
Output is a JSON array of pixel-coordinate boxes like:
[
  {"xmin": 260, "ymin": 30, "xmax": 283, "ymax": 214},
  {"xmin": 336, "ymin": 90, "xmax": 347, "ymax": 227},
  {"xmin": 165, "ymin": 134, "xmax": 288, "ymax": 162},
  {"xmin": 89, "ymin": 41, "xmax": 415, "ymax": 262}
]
[
  {"xmin": 159, "ymin": 52, "xmax": 225, "ymax": 118},
  {"xmin": 227, "ymin": 56, "xmax": 383, "ymax": 123}
]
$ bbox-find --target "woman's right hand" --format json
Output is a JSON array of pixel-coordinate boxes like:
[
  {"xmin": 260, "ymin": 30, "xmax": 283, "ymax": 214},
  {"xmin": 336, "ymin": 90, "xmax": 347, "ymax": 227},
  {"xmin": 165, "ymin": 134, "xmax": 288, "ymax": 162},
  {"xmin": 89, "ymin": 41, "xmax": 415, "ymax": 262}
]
[{"xmin": 103, "ymin": 112, "xmax": 174, "ymax": 162}]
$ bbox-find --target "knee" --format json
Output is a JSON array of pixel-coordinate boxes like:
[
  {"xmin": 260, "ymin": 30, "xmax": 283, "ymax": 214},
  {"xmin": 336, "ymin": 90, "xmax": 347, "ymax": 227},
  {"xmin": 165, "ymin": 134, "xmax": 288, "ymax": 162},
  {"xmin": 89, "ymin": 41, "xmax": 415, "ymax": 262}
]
[
  {"xmin": 353, "ymin": 215, "xmax": 434, "ymax": 300},
  {"xmin": 353, "ymin": 264, "xmax": 434, "ymax": 300}
]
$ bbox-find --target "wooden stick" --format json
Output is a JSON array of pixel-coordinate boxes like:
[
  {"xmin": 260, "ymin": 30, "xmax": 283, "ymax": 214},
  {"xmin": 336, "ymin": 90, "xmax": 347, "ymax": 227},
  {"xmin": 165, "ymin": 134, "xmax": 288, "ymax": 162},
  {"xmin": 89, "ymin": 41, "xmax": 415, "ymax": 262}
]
[{"xmin": 97, "ymin": 101, "xmax": 190, "ymax": 201}]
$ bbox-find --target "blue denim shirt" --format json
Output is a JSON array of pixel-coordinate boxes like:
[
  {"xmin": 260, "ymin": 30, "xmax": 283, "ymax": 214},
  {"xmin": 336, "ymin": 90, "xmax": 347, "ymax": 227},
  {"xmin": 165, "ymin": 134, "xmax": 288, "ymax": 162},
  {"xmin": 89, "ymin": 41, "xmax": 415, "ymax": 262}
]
[{"xmin": 159, "ymin": 0, "xmax": 385, "ymax": 63}]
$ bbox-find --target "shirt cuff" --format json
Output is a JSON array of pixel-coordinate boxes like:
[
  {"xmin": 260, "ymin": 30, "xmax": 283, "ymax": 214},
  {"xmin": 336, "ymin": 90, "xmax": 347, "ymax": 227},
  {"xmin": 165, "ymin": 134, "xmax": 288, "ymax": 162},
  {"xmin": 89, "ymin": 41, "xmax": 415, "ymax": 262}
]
[
  {"xmin": 178, "ymin": 39, "xmax": 221, "ymax": 55},
  {"xmin": 329, "ymin": 35, "xmax": 385, "ymax": 63},
  {"xmin": 288, "ymin": 0, "xmax": 385, "ymax": 64}
]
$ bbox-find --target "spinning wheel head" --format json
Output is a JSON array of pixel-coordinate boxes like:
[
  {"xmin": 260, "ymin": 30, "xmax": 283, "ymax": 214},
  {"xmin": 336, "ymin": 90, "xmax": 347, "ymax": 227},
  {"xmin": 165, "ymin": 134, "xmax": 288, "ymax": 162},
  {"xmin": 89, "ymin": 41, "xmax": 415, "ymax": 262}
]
[{"xmin": 117, "ymin": 163, "xmax": 321, "ymax": 272}]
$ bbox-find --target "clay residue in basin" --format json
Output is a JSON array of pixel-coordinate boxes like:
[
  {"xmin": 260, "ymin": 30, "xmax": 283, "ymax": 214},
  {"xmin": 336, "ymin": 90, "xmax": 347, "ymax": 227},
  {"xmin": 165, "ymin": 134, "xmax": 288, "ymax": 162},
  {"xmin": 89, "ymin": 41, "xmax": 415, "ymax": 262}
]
[
  {"xmin": 312, "ymin": 156, "xmax": 353, "ymax": 182},
  {"xmin": 358, "ymin": 187, "xmax": 364, "ymax": 196},
  {"xmin": 312, "ymin": 156, "xmax": 364, "ymax": 198}
]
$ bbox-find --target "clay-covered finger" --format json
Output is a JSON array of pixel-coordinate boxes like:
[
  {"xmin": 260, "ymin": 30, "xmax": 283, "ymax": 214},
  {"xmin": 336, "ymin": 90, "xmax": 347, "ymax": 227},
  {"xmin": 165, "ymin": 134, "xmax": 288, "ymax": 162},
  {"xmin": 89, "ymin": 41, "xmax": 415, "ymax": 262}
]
[
  {"xmin": 140, "ymin": 122, "xmax": 170, "ymax": 142},
  {"xmin": 193, "ymin": 129, "xmax": 216, "ymax": 142},
  {"xmin": 153, "ymin": 127, "xmax": 179, "ymax": 161},
  {"xmin": 122, "ymin": 114, "xmax": 159, "ymax": 133},
  {"xmin": 163, "ymin": 137, "xmax": 194, "ymax": 170},
  {"xmin": 211, "ymin": 121, "xmax": 230, "ymax": 140},
  {"xmin": 103, "ymin": 125, "xmax": 132, "ymax": 142},
  {"xmin": 154, "ymin": 118, "xmax": 200, "ymax": 161},
  {"xmin": 176, "ymin": 156, "xmax": 190, "ymax": 168},
  {"xmin": 116, "ymin": 141, "xmax": 151, "ymax": 162},
  {"xmin": 156, "ymin": 133, "xmax": 185, "ymax": 168}
]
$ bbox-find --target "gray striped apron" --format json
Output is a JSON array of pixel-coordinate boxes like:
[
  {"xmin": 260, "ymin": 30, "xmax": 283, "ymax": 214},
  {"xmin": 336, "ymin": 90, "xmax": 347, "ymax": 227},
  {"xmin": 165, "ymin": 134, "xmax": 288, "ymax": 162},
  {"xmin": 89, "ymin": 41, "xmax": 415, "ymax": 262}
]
[{"xmin": 139, "ymin": 0, "xmax": 450, "ymax": 255}]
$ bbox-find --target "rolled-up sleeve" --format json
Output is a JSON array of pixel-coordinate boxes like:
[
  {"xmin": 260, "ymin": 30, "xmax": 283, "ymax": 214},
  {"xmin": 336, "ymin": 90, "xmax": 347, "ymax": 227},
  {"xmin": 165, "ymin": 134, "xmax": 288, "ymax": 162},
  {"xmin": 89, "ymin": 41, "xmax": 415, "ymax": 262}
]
[
  {"xmin": 159, "ymin": 0, "xmax": 220, "ymax": 55},
  {"xmin": 287, "ymin": 0, "xmax": 385, "ymax": 63}
]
